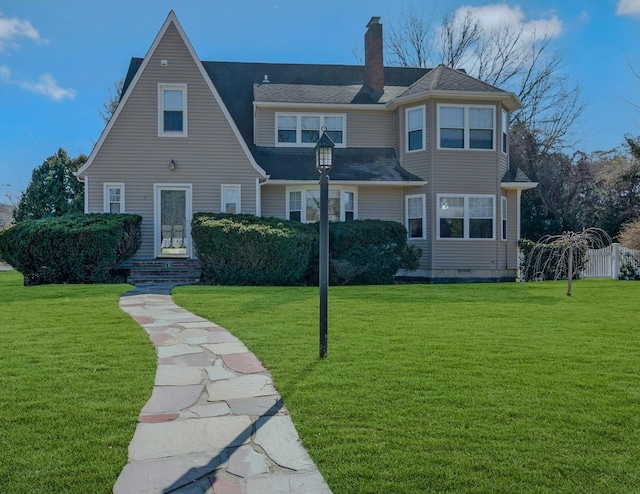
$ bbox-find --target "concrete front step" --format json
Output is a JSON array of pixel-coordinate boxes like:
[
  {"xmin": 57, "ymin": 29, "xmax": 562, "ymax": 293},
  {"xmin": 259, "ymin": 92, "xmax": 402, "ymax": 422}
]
[{"xmin": 126, "ymin": 259, "xmax": 201, "ymax": 286}]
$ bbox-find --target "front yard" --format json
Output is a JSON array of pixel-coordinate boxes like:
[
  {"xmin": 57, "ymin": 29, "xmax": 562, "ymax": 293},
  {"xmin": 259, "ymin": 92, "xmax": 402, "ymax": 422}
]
[
  {"xmin": 174, "ymin": 280, "xmax": 640, "ymax": 493},
  {"xmin": 0, "ymin": 271, "xmax": 155, "ymax": 493},
  {"xmin": 2, "ymin": 270, "xmax": 639, "ymax": 493}
]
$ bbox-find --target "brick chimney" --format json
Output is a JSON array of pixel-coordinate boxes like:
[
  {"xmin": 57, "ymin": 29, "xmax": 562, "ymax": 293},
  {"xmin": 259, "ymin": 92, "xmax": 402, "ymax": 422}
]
[{"xmin": 364, "ymin": 16, "xmax": 384, "ymax": 93}]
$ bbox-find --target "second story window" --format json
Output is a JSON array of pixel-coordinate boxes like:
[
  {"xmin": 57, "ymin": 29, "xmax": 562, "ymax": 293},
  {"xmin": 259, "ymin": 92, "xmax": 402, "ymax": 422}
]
[
  {"xmin": 406, "ymin": 106, "xmax": 425, "ymax": 152},
  {"xmin": 158, "ymin": 84, "xmax": 187, "ymax": 137},
  {"xmin": 276, "ymin": 114, "xmax": 345, "ymax": 146},
  {"xmin": 438, "ymin": 105, "xmax": 495, "ymax": 150},
  {"xmin": 502, "ymin": 109, "xmax": 509, "ymax": 153}
]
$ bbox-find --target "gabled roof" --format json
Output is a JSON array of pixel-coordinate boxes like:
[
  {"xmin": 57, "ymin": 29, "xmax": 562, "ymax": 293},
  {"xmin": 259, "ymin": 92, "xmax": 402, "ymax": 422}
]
[{"xmin": 78, "ymin": 11, "xmax": 267, "ymax": 179}]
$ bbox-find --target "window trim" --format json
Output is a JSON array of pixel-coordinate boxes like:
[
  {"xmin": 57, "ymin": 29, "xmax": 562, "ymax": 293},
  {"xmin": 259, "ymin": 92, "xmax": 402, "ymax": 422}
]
[
  {"xmin": 436, "ymin": 193, "xmax": 496, "ymax": 240},
  {"xmin": 501, "ymin": 195, "xmax": 507, "ymax": 241},
  {"xmin": 405, "ymin": 105, "xmax": 426, "ymax": 153},
  {"xmin": 437, "ymin": 104, "xmax": 495, "ymax": 151},
  {"xmin": 286, "ymin": 186, "xmax": 357, "ymax": 222},
  {"xmin": 221, "ymin": 184, "xmax": 241, "ymax": 214},
  {"xmin": 103, "ymin": 183, "xmax": 125, "ymax": 213},
  {"xmin": 275, "ymin": 113, "xmax": 347, "ymax": 148},
  {"xmin": 158, "ymin": 83, "xmax": 188, "ymax": 137},
  {"xmin": 405, "ymin": 193, "xmax": 427, "ymax": 240}
]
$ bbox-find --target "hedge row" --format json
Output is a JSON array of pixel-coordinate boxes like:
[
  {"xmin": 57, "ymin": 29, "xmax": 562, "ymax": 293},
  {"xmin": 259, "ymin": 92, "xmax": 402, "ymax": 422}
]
[
  {"xmin": 192, "ymin": 213, "xmax": 420, "ymax": 286},
  {"xmin": 0, "ymin": 213, "xmax": 141, "ymax": 285}
]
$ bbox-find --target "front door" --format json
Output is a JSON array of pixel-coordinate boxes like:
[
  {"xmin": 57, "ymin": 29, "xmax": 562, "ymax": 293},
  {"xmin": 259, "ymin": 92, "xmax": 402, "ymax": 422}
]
[{"xmin": 154, "ymin": 184, "xmax": 192, "ymax": 258}]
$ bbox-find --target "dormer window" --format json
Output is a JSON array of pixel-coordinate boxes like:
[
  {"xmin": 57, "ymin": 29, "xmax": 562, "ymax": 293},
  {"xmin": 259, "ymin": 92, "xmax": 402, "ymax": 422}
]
[
  {"xmin": 276, "ymin": 113, "xmax": 345, "ymax": 146},
  {"xmin": 158, "ymin": 84, "xmax": 187, "ymax": 137}
]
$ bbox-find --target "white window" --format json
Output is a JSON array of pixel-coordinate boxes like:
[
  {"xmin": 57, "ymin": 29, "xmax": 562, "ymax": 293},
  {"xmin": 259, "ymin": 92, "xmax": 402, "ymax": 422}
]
[
  {"xmin": 276, "ymin": 114, "xmax": 345, "ymax": 146},
  {"xmin": 406, "ymin": 106, "xmax": 425, "ymax": 152},
  {"xmin": 103, "ymin": 183, "xmax": 124, "ymax": 213},
  {"xmin": 437, "ymin": 194, "xmax": 495, "ymax": 239},
  {"xmin": 406, "ymin": 194, "xmax": 426, "ymax": 239},
  {"xmin": 287, "ymin": 187, "xmax": 356, "ymax": 223},
  {"xmin": 158, "ymin": 84, "xmax": 187, "ymax": 136},
  {"xmin": 501, "ymin": 196, "xmax": 507, "ymax": 241},
  {"xmin": 438, "ymin": 105, "xmax": 495, "ymax": 150},
  {"xmin": 221, "ymin": 185, "xmax": 241, "ymax": 214},
  {"xmin": 502, "ymin": 109, "xmax": 509, "ymax": 153}
]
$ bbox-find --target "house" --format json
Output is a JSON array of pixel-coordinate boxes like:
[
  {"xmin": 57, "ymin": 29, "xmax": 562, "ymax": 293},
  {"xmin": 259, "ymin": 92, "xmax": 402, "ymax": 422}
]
[{"xmin": 76, "ymin": 11, "xmax": 536, "ymax": 283}]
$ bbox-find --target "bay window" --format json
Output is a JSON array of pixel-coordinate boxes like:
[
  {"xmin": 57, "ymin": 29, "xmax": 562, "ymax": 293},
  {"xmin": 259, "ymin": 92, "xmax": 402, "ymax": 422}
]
[
  {"xmin": 406, "ymin": 106, "xmax": 425, "ymax": 152},
  {"xmin": 406, "ymin": 194, "xmax": 426, "ymax": 239},
  {"xmin": 438, "ymin": 194, "xmax": 495, "ymax": 239},
  {"xmin": 438, "ymin": 104, "xmax": 495, "ymax": 150}
]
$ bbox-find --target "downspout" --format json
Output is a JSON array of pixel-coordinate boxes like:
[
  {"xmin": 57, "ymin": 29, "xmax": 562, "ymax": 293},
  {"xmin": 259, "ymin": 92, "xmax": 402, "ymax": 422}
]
[{"xmin": 73, "ymin": 172, "xmax": 88, "ymax": 214}]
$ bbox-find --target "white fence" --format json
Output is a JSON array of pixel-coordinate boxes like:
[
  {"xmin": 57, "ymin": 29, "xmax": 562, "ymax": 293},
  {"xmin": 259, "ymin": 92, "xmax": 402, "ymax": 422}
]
[{"xmin": 581, "ymin": 243, "xmax": 640, "ymax": 279}]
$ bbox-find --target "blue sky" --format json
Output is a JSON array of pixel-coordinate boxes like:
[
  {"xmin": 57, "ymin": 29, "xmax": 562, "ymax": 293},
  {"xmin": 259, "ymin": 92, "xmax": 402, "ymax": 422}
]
[{"xmin": 1, "ymin": 0, "xmax": 639, "ymax": 199}]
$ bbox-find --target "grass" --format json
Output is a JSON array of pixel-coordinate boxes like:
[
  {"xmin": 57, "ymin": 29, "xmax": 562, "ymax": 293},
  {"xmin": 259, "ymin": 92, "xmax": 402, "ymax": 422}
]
[
  {"xmin": 173, "ymin": 279, "xmax": 640, "ymax": 493},
  {"xmin": 0, "ymin": 270, "xmax": 156, "ymax": 494}
]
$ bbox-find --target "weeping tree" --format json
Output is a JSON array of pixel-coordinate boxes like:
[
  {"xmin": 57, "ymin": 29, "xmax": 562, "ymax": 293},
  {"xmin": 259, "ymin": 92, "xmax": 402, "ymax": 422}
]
[{"xmin": 523, "ymin": 228, "xmax": 612, "ymax": 296}]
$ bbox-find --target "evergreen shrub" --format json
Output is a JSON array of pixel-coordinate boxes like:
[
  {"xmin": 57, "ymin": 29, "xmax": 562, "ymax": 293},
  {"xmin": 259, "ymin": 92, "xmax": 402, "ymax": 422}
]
[
  {"xmin": 192, "ymin": 213, "xmax": 314, "ymax": 285},
  {"xmin": 0, "ymin": 213, "xmax": 141, "ymax": 285}
]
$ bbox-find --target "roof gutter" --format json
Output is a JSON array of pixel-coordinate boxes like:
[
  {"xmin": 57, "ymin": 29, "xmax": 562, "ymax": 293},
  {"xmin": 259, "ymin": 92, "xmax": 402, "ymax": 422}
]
[
  {"xmin": 501, "ymin": 181, "xmax": 538, "ymax": 190},
  {"xmin": 263, "ymin": 179, "xmax": 428, "ymax": 187}
]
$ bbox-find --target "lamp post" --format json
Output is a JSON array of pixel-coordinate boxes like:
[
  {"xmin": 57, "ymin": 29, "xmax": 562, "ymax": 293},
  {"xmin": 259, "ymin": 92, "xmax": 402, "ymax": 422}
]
[{"xmin": 316, "ymin": 129, "xmax": 334, "ymax": 359}]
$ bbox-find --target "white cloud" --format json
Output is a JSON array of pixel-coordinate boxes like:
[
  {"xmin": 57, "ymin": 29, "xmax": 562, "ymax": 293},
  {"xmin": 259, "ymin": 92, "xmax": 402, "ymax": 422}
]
[
  {"xmin": 456, "ymin": 4, "xmax": 562, "ymax": 40},
  {"xmin": 0, "ymin": 11, "xmax": 45, "ymax": 52},
  {"xmin": 0, "ymin": 65, "xmax": 76, "ymax": 101},
  {"xmin": 617, "ymin": 0, "xmax": 640, "ymax": 16}
]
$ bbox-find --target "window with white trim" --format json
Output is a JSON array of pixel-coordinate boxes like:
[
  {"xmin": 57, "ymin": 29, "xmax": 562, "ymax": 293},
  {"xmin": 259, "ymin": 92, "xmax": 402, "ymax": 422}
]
[
  {"xmin": 406, "ymin": 106, "xmax": 425, "ymax": 152},
  {"xmin": 276, "ymin": 114, "xmax": 345, "ymax": 146},
  {"xmin": 437, "ymin": 194, "xmax": 495, "ymax": 239},
  {"xmin": 221, "ymin": 185, "xmax": 241, "ymax": 214},
  {"xmin": 502, "ymin": 109, "xmax": 508, "ymax": 153},
  {"xmin": 287, "ymin": 187, "xmax": 356, "ymax": 223},
  {"xmin": 406, "ymin": 194, "xmax": 426, "ymax": 239},
  {"xmin": 104, "ymin": 183, "xmax": 124, "ymax": 213},
  {"xmin": 438, "ymin": 104, "xmax": 495, "ymax": 150},
  {"xmin": 501, "ymin": 196, "xmax": 507, "ymax": 241},
  {"xmin": 158, "ymin": 84, "xmax": 187, "ymax": 136}
]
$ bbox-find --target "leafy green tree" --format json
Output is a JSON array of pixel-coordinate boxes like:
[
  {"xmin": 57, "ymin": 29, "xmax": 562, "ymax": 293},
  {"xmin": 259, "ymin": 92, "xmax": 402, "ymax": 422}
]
[{"xmin": 14, "ymin": 149, "xmax": 86, "ymax": 222}]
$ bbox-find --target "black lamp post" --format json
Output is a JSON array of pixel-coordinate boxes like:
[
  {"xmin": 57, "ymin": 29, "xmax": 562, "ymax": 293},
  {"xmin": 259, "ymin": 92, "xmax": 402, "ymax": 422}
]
[{"xmin": 316, "ymin": 129, "xmax": 334, "ymax": 359}]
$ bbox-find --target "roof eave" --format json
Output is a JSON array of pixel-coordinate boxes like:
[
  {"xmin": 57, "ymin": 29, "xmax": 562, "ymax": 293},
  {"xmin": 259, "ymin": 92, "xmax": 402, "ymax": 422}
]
[
  {"xmin": 263, "ymin": 179, "xmax": 428, "ymax": 186},
  {"xmin": 253, "ymin": 101, "xmax": 386, "ymax": 110},
  {"xmin": 389, "ymin": 89, "xmax": 522, "ymax": 111},
  {"xmin": 501, "ymin": 181, "xmax": 538, "ymax": 190}
]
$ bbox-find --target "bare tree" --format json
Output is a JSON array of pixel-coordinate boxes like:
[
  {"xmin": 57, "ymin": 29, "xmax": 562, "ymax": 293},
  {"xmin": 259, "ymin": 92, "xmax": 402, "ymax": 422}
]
[
  {"xmin": 524, "ymin": 228, "xmax": 611, "ymax": 296},
  {"xmin": 385, "ymin": 5, "xmax": 435, "ymax": 68},
  {"xmin": 98, "ymin": 79, "xmax": 124, "ymax": 124},
  {"xmin": 385, "ymin": 7, "xmax": 584, "ymax": 151}
]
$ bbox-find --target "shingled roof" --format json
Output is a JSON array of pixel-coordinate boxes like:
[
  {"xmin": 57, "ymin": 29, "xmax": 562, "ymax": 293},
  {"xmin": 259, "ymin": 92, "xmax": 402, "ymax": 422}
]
[{"xmin": 121, "ymin": 56, "xmax": 524, "ymax": 183}]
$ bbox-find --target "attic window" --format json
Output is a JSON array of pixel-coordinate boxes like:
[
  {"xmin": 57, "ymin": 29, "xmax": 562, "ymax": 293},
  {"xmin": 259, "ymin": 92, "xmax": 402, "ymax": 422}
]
[{"xmin": 158, "ymin": 83, "xmax": 187, "ymax": 137}]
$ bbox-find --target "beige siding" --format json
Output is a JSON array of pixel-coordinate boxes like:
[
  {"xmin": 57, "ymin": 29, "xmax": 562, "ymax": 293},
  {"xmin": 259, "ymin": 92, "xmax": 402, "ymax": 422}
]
[
  {"xmin": 261, "ymin": 185, "xmax": 286, "ymax": 218},
  {"xmin": 357, "ymin": 186, "xmax": 402, "ymax": 221},
  {"xmin": 85, "ymin": 22, "xmax": 262, "ymax": 259},
  {"xmin": 254, "ymin": 107, "xmax": 394, "ymax": 147}
]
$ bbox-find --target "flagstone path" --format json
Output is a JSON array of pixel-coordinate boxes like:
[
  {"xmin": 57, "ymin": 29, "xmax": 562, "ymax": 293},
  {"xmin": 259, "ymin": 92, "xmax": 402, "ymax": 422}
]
[{"xmin": 114, "ymin": 292, "xmax": 331, "ymax": 494}]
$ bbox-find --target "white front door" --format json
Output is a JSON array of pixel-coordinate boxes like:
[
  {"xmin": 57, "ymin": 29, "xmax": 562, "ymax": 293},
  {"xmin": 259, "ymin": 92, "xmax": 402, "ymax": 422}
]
[{"xmin": 154, "ymin": 184, "xmax": 192, "ymax": 258}]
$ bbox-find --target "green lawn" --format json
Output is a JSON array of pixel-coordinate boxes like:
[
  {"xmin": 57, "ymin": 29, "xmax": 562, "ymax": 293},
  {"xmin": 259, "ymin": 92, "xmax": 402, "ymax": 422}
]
[
  {"xmin": 0, "ymin": 271, "xmax": 156, "ymax": 494},
  {"xmin": 174, "ymin": 280, "xmax": 640, "ymax": 494}
]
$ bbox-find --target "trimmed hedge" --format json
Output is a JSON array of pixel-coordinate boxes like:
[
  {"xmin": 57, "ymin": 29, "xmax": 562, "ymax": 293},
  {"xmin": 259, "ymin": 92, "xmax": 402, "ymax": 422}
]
[
  {"xmin": 329, "ymin": 220, "xmax": 420, "ymax": 285},
  {"xmin": 192, "ymin": 214, "xmax": 420, "ymax": 286},
  {"xmin": 0, "ymin": 213, "xmax": 141, "ymax": 285},
  {"xmin": 192, "ymin": 213, "xmax": 314, "ymax": 286}
]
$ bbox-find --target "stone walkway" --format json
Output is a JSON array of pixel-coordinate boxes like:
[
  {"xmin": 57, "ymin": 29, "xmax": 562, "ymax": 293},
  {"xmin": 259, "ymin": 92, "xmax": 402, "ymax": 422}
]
[{"xmin": 114, "ymin": 291, "xmax": 331, "ymax": 494}]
